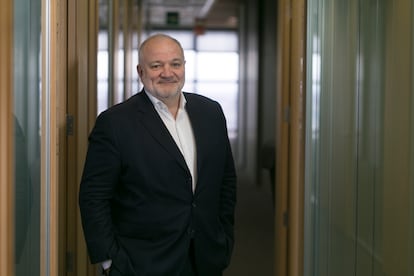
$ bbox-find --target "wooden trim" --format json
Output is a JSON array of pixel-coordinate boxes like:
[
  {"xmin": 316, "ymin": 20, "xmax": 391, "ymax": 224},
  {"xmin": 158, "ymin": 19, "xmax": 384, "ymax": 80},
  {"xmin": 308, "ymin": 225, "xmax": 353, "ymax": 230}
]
[
  {"xmin": 124, "ymin": 0, "xmax": 133, "ymax": 100},
  {"xmin": 275, "ymin": 0, "xmax": 306, "ymax": 276},
  {"xmin": 67, "ymin": 0, "xmax": 98, "ymax": 275},
  {"xmin": 66, "ymin": 1, "xmax": 79, "ymax": 275},
  {"xmin": 74, "ymin": 1, "xmax": 90, "ymax": 274},
  {"xmin": 41, "ymin": 0, "xmax": 61, "ymax": 274},
  {"xmin": 275, "ymin": 0, "xmax": 291, "ymax": 275},
  {"xmin": 0, "ymin": 1, "xmax": 14, "ymax": 275},
  {"xmin": 41, "ymin": 0, "xmax": 68, "ymax": 275},
  {"xmin": 288, "ymin": 1, "xmax": 306, "ymax": 276},
  {"xmin": 88, "ymin": 0, "xmax": 98, "ymax": 127},
  {"xmin": 87, "ymin": 2, "xmax": 98, "ymax": 270},
  {"xmin": 56, "ymin": 1, "xmax": 68, "ymax": 275},
  {"xmin": 110, "ymin": 0, "xmax": 121, "ymax": 104}
]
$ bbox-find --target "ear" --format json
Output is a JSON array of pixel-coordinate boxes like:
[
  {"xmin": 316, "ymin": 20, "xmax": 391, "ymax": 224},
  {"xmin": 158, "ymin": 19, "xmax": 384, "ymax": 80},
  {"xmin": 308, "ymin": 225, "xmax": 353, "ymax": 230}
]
[{"xmin": 137, "ymin": 64, "xmax": 143, "ymax": 77}]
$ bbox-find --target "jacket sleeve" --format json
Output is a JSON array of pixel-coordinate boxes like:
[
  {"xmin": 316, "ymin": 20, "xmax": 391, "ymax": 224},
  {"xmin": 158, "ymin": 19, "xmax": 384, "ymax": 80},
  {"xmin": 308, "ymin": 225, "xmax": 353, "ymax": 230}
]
[
  {"xmin": 218, "ymin": 104, "xmax": 237, "ymax": 246},
  {"xmin": 79, "ymin": 111, "xmax": 121, "ymax": 263}
]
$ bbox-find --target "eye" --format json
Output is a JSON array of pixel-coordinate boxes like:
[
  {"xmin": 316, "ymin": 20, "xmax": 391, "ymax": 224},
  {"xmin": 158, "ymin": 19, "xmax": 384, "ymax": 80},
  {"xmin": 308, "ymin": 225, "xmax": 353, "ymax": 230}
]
[
  {"xmin": 171, "ymin": 62, "xmax": 182, "ymax": 68},
  {"xmin": 150, "ymin": 64, "xmax": 161, "ymax": 69}
]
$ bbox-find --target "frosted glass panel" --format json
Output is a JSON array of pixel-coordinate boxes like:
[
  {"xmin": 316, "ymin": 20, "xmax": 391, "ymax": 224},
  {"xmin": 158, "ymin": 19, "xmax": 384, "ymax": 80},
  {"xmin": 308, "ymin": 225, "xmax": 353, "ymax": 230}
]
[
  {"xmin": 305, "ymin": 0, "xmax": 414, "ymax": 276},
  {"xmin": 13, "ymin": 0, "xmax": 41, "ymax": 275}
]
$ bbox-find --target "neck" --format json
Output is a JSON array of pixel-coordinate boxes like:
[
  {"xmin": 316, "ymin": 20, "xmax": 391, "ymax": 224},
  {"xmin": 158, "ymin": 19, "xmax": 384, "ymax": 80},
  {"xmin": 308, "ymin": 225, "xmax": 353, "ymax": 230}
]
[{"xmin": 162, "ymin": 94, "xmax": 181, "ymax": 119}]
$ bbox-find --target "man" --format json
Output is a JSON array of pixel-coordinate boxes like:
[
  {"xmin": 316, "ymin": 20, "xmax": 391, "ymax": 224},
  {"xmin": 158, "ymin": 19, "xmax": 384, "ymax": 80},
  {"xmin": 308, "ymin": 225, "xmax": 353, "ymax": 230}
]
[{"xmin": 79, "ymin": 34, "xmax": 237, "ymax": 276}]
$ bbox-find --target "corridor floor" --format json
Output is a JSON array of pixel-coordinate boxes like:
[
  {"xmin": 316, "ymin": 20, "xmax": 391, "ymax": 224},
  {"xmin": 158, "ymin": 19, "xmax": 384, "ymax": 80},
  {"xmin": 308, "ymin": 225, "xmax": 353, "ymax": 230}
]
[{"xmin": 225, "ymin": 176, "xmax": 274, "ymax": 276}]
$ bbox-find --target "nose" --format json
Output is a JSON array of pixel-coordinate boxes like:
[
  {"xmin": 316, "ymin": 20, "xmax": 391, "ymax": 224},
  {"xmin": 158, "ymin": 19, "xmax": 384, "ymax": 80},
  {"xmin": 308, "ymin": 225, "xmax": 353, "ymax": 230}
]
[{"xmin": 160, "ymin": 64, "xmax": 173, "ymax": 77}]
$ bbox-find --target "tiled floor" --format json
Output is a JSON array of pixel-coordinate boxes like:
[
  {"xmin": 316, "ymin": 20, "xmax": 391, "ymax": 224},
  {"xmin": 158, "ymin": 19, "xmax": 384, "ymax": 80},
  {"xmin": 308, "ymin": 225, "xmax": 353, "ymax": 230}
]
[{"xmin": 225, "ymin": 176, "xmax": 275, "ymax": 276}]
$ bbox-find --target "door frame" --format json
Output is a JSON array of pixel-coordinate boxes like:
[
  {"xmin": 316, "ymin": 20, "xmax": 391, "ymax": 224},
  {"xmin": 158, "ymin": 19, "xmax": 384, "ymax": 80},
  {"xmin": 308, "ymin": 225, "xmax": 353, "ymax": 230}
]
[
  {"xmin": 275, "ymin": 0, "xmax": 306, "ymax": 275},
  {"xmin": 0, "ymin": 1, "xmax": 14, "ymax": 274}
]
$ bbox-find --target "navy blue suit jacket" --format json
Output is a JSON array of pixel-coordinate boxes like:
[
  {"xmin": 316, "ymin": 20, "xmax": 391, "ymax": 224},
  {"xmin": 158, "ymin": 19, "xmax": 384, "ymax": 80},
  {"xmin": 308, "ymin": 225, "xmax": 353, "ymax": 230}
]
[{"xmin": 79, "ymin": 91, "xmax": 237, "ymax": 276}]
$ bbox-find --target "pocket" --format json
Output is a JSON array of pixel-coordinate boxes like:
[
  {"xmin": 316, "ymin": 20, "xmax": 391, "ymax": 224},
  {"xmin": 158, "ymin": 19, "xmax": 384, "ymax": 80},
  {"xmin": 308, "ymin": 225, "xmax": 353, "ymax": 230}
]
[
  {"xmin": 108, "ymin": 267, "xmax": 122, "ymax": 276},
  {"xmin": 108, "ymin": 240, "xmax": 136, "ymax": 275},
  {"xmin": 223, "ymin": 235, "xmax": 233, "ymax": 267},
  {"xmin": 216, "ymin": 224, "xmax": 233, "ymax": 269}
]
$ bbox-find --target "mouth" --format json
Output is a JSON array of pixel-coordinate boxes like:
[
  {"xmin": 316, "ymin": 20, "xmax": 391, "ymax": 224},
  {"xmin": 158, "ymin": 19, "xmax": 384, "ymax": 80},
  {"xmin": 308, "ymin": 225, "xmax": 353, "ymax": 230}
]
[{"xmin": 158, "ymin": 80, "xmax": 177, "ymax": 84}]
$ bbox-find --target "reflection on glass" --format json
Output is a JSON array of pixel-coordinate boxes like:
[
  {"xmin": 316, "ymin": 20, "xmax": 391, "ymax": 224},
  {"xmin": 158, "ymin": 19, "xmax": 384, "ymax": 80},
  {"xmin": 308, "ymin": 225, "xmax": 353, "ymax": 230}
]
[
  {"xmin": 13, "ymin": 0, "xmax": 41, "ymax": 275},
  {"xmin": 305, "ymin": 0, "xmax": 414, "ymax": 276},
  {"xmin": 13, "ymin": 116, "xmax": 31, "ymax": 263}
]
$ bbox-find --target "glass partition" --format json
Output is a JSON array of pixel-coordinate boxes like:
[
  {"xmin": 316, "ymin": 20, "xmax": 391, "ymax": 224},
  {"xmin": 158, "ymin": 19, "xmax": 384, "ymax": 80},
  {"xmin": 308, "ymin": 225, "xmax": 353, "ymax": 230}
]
[
  {"xmin": 13, "ymin": 0, "xmax": 41, "ymax": 275},
  {"xmin": 305, "ymin": 0, "xmax": 414, "ymax": 275}
]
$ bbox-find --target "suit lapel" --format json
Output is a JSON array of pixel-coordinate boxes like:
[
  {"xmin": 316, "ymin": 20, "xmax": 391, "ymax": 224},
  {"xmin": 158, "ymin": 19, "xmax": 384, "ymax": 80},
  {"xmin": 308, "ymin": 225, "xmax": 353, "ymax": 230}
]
[
  {"xmin": 184, "ymin": 95, "xmax": 208, "ymax": 179},
  {"xmin": 133, "ymin": 92, "xmax": 189, "ymax": 173}
]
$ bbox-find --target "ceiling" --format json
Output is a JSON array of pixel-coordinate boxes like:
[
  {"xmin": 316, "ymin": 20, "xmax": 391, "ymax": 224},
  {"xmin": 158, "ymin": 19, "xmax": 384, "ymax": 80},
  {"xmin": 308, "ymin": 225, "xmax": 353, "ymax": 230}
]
[{"xmin": 143, "ymin": 0, "xmax": 241, "ymax": 29}]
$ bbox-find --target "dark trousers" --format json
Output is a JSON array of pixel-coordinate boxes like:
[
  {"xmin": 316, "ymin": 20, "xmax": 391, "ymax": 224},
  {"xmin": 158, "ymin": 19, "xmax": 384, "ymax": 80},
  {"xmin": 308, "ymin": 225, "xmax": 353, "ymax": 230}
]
[{"xmin": 180, "ymin": 240, "xmax": 198, "ymax": 276}]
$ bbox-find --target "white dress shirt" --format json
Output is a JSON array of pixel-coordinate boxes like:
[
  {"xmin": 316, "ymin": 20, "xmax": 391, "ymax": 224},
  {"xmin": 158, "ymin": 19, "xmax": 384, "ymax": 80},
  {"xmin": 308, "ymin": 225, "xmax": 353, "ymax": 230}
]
[{"xmin": 145, "ymin": 90, "xmax": 197, "ymax": 191}]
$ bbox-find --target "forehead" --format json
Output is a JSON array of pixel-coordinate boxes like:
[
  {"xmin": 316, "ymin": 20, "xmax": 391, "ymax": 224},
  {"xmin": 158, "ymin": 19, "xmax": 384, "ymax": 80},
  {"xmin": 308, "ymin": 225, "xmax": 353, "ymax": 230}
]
[{"xmin": 141, "ymin": 37, "xmax": 184, "ymax": 61}]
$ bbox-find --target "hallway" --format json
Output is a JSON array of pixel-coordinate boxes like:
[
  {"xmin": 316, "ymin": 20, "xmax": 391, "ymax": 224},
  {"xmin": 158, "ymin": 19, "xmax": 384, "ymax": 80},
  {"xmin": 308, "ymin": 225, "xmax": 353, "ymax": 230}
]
[{"xmin": 225, "ymin": 176, "xmax": 274, "ymax": 276}]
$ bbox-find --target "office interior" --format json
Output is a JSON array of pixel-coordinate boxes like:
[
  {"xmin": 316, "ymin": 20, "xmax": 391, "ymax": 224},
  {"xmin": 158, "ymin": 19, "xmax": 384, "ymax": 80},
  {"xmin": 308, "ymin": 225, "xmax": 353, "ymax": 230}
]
[{"xmin": 1, "ymin": 0, "xmax": 413, "ymax": 275}]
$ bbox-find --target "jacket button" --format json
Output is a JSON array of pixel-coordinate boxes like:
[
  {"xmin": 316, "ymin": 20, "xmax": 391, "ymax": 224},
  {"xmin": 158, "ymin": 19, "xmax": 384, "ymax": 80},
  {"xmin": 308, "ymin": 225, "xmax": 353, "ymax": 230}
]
[{"xmin": 192, "ymin": 202, "xmax": 197, "ymax": 208}]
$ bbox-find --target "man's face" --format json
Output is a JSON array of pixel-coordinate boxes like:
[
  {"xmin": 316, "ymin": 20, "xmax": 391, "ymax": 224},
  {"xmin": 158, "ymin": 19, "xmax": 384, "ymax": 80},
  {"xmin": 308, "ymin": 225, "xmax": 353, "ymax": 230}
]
[{"xmin": 137, "ymin": 37, "xmax": 185, "ymax": 102}]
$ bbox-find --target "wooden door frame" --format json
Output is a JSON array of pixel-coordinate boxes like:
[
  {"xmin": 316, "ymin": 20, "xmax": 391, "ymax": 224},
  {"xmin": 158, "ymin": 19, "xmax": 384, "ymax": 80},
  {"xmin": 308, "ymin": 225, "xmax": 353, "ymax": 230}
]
[
  {"xmin": 275, "ymin": 0, "xmax": 306, "ymax": 275},
  {"xmin": 66, "ymin": 0, "xmax": 98, "ymax": 275},
  {"xmin": 41, "ymin": 0, "xmax": 69, "ymax": 275},
  {"xmin": 0, "ymin": 1, "xmax": 14, "ymax": 275}
]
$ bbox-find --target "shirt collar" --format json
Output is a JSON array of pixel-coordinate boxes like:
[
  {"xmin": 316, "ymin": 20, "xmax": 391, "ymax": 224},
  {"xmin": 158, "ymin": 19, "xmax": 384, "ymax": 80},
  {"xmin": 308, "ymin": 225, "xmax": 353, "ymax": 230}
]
[{"xmin": 144, "ymin": 90, "xmax": 186, "ymax": 111}]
